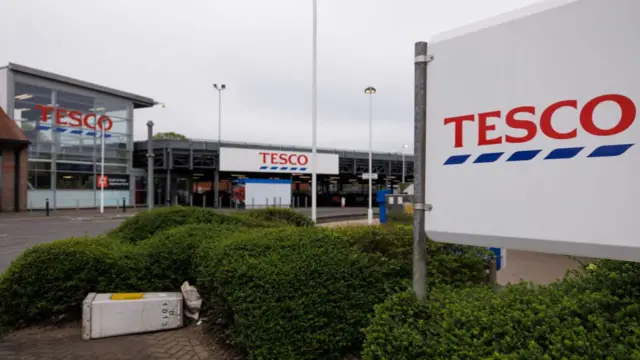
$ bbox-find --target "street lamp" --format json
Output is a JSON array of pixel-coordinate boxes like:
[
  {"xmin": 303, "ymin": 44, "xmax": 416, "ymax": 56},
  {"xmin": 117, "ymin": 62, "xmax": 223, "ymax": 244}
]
[
  {"xmin": 311, "ymin": 0, "xmax": 318, "ymax": 223},
  {"xmin": 364, "ymin": 86, "xmax": 376, "ymax": 225},
  {"xmin": 99, "ymin": 115, "xmax": 107, "ymax": 214},
  {"xmin": 401, "ymin": 144, "xmax": 409, "ymax": 184},
  {"xmin": 213, "ymin": 84, "xmax": 226, "ymax": 209}
]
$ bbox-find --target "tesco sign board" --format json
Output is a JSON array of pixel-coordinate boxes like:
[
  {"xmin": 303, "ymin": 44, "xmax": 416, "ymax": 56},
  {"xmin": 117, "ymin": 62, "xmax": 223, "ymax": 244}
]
[
  {"xmin": 35, "ymin": 105, "xmax": 113, "ymax": 131},
  {"xmin": 219, "ymin": 147, "xmax": 339, "ymax": 175},
  {"xmin": 424, "ymin": 0, "xmax": 640, "ymax": 261}
]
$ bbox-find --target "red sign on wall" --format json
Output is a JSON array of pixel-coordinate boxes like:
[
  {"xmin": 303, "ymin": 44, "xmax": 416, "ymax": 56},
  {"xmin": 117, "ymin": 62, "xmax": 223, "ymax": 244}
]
[{"xmin": 36, "ymin": 105, "xmax": 113, "ymax": 131}]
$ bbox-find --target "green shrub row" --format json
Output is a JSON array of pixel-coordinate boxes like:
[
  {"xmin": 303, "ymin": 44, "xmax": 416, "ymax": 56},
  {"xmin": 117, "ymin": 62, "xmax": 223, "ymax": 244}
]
[
  {"xmin": 195, "ymin": 224, "xmax": 492, "ymax": 359},
  {"xmin": 0, "ymin": 207, "xmax": 314, "ymax": 328},
  {"xmin": 362, "ymin": 261, "xmax": 640, "ymax": 360},
  {"xmin": 0, "ymin": 206, "xmax": 495, "ymax": 359},
  {"xmin": 108, "ymin": 207, "xmax": 277, "ymax": 244}
]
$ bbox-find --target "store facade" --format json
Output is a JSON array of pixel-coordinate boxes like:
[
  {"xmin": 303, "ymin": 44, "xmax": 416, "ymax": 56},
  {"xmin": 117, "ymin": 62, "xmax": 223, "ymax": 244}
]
[{"xmin": 0, "ymin": 63, "xmax": 156, "ymax": 210}]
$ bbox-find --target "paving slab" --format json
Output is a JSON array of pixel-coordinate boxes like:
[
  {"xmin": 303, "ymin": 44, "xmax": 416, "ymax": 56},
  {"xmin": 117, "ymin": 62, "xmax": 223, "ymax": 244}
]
[{"xmin": 0, "ymin": 323, "xmax": 222, "ymax": 360}]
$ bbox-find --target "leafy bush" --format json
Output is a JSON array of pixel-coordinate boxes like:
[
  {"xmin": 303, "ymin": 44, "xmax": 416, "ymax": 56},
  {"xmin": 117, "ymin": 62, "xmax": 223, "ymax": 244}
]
[
  {"xmin": 386, "ymin": 211, "xmax": 413, "ymax": 225},
  {"xmin": 136, "ymin": 223, "xmax": 241, "ymax": 291},
  {"xmin": 0, "ymin": 222, "xmax": 244, "ymax": 329},
  {"xmin": 196, "ymin": 226, "xmax": 394, "ymax": 360},
  {"xmin": 109, "ymin": 206, "xmax": 271, "ymax": 244},
  {"xmin": 336, "ymin": 225, "xmax": 492, "ymax": 287},
  {"xmin": 242, "ymin": 208, "xmax": 314, "ymax": 227},
  {"xmin": 363, "ymin": 281, "xmax": 640, "ymax": 359},
  {"xmin": 0, "ymin": 236, "xmax": 142, "ymax": 328}
]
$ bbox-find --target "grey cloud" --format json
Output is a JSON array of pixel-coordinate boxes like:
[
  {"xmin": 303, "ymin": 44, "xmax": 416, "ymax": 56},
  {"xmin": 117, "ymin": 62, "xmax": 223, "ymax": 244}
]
[{"xmin": 1, "ymin": 0, "xmax": 539, "ymax": 152}]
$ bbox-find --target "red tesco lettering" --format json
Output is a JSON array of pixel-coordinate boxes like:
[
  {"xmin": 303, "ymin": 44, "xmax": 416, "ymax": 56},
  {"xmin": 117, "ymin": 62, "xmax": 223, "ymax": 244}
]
[
  {"xmin": 35, "ymin": 105, "xmax": 113, "ymax": 131},
  {"xmin": 444, "ymin": 94, "xmax": 636, "ymax": 148},
  {"xmin": 259, "ymin": 152, "xmax": 309, "ymax": 166}
]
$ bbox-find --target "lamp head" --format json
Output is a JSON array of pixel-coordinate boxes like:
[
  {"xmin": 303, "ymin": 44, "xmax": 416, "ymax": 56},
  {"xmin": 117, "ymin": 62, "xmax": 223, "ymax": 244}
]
[
  {"xmin": 364, "ymin": 86, "xmax": 376, "ymax": 95},
  {"xmin": 147, "ymin": 120, "xmax": 154, "ymax": 127}
]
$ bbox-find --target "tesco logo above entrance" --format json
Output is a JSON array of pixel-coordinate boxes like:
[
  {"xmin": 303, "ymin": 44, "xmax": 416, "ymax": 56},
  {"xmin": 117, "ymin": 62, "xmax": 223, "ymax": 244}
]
[
  {"xmin": 35, "ymin": 105, "xmax": 113, "ymax": 131},
  {"xmin": 260, "ymin": 152, "xmax": 309, "ymax": 169},
  {"xmin": 442, "ymin": 93, "xmax": 636, "ymax": 165},
  {"xmin": 219, "ymin": 147, "xmax": 339, "ymax": 175}
]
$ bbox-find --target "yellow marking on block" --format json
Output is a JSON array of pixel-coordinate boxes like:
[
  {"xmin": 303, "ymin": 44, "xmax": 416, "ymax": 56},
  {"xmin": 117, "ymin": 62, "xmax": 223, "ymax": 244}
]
[{"xmin": 110, "ymin": 293, "xmax": 144, "ymax": 300}]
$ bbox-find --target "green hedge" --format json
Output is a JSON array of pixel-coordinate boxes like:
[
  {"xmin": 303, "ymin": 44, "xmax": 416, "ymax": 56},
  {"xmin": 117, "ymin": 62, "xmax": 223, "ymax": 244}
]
[
  {"xmin": 242, "ymin": 208, "xmax": 315, "ymax": 227},
  {"xmin": 0, "ymin": 223, "xmax": 240, "ymax": 329},
  {"xmin": 336, "ymin": 225, "xmax": 492, "ymax": 288},
  {"xmin": 363, "ymin": 279, "xmax": 640, "ymax": 359},
  {"xmin": 108, "ymin": 206, "xmax": 272, "ymax": 244},
  {"xmin": 0, "ymin": 236, "xmax": 141, "ymax": 328},
  {"xmin": 196, "ymin": 226, "xmax": 395, "ymax": 360}
]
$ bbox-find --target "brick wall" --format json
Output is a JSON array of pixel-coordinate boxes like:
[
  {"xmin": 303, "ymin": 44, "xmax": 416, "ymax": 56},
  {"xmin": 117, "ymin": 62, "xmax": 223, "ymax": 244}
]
[{"xmin": 0, "ymin": 148, "xmax": 27, "ymax": 212}]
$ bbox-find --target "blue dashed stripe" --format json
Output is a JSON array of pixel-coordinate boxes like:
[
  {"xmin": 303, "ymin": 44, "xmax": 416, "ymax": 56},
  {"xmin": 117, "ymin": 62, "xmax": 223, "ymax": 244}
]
[
  {"xmin": 545, "ymin": 147, "xmax": 583, "ymax": 160},
  {"xmin": 37, "ymin": 125, "xmax": 112, "ymax": 138},
  {"xmin": 587, "ymin": 144, "xmax": 633, "ymax": 158},
  {"xmin": 507, "ymin": 149, "xmax": 541, "ymax": 162},
  {"xmin": 443, "ymin": 154, "xmax": 470, "ymax": 165},
  {"xmin": 474, "ymin": 152, "xmax": 503, "ymax": 164},
  {"xmin": 258, "ymin": 166, "xmax": 309, "ymax": 171},
  {"xmin": 444, "ymin": 144, "xmax": 633, "ymax": 166}
]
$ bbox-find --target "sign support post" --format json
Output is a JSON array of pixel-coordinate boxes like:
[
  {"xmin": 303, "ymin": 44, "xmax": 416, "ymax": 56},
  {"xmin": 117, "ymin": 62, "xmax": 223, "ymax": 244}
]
[
  {"xmin": 100, "ymin": 116, "xmax": 105, "ymax": 214},
  {"xmin": 413, "ymin": 42, "xmax": 431, "ymax": 300},
  {"xmin": 147, "ymin": 121, "xmax": 155, "ymax": 210}
]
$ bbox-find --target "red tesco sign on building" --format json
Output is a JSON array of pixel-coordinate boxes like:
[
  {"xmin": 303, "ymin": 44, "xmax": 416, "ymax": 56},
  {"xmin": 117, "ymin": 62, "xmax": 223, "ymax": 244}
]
[
  {"xmin": 444, "ymin": 94, "xmax": 636, "ymax": 148},
  {"xmin": 259, "ymin": 152, "xmax": 309, "ymax": 166},
  {"xmin": 35, "ymin": 105, "xmax": 114, "ymax": 131}
]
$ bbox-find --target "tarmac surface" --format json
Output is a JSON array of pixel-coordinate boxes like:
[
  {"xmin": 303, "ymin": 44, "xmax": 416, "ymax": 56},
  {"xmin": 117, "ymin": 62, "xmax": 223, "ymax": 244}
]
[{"xmin": 0, "ymin": 207, "xmax": 372, "ymax": 272}]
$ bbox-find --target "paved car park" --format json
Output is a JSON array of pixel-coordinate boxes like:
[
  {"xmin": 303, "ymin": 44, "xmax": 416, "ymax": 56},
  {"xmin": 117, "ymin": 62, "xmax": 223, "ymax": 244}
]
[{"xmin": 0, "ymin": 207, "xmax": 373, "ymax": 272}]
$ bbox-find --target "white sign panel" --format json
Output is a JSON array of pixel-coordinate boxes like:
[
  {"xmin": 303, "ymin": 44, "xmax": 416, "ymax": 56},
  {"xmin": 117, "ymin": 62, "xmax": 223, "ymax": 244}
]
[
  {"xmin": 220, "ymin": 147, "xmax": 339, "ymax": 175},
  {"xmin": 361, "ymin": 173, "xmax": 378, "ymax": 180},
  {"xmin": 425, "ymin": 0, "xmax": 640, "ymax": 261}
]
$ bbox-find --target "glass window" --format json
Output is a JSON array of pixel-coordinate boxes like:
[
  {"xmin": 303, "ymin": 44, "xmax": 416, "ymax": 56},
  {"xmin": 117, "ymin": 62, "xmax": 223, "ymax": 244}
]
[
  {"xmin": 57, "ymin": 172, "xmax": 94, "ymax": 190},
  {"xmin": 27, "ymin": 161, "xmax": 52, "ymax": 190}
]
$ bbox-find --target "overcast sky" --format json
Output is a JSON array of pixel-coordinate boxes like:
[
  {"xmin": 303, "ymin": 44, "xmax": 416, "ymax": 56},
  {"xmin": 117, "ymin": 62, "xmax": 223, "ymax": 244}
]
[{"xmin": 0, "ymin": 0, "xmax": 539, "ymax": 153}]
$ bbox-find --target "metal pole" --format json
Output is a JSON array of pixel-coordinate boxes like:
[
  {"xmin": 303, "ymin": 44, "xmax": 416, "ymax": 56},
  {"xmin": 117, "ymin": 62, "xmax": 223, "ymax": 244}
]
[
  {"xmin": 402, "ymin": 152, "xmax": 406, "ymax": 184},
  {"xmin": 413, "ymin": 42, "xmax": 429, "ymax": 300},
  {"xmin": 213, "ymin": 84, "xmax": 225, "ymax": 209},
  {"xmin": 147, "ymin": 121, "xmax": 155, "ymax": 210},
  {"xmin": 100, "ymin": 117, "xmax": 105, "ymax": 214},
  {"xmin": 311, "ymin": 0, "xmax": 318, "ymax": 223},
  {"xmin": 368, "ymin": 93, "xmax": 373, "ymax": 225}
]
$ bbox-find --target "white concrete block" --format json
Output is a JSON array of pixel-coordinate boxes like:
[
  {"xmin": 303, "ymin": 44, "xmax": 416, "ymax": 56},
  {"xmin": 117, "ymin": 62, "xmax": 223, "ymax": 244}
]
[{"xmin": 82, "ymin": 292, "xmax": 183, "ymax": 340}]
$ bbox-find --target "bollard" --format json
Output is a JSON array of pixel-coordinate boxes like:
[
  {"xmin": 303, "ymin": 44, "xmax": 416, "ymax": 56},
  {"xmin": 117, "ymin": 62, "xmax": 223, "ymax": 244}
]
[
  {"xmin": 279, "ymin": 197, "xmax": 282, "ymax": 208},
  {"xmin": 251, "ymin": 198, "xmax": 255, "ymax": 209},
  {"xmin": 123, "ymin": 197, "xmax": 126, "ymax": 213},
  {"xmin": 175, "ymin": 196, "xmax": 178, "ymax": 206},
  {"xmin": 341, "ymin": 197, "xmax": 346, "ymax": 208},
  {"xmin": 76, "ymin": 199, "xmax": 80, "ymax": 212},
  {"xmin": 203, "ymin": 195, "xmax": 206, "ymax": 208},
  {"xmin": 45, "ymin": 198, "xmax": 50, "ymax": 216},
  {"xmin": 305, "ymin": 197, "xmax": 308, "ymax": 208},
  {"xmin": 296, "ymin": 196, "xmax": 300, "ymax": 208},
  {"xmin": 266, "ymin": 198, "xmax": 269, "ymax": 208},
  {"xmin": 273, "ymin": 197, "xmax": 277, "ymax": 208},
  {"xmin": 218, "ymin": 196, "xmax": 222, "ymax": 209},
  {"xmin": 189, "ymin": 194, "xmax": 193, "ymax": 207}
]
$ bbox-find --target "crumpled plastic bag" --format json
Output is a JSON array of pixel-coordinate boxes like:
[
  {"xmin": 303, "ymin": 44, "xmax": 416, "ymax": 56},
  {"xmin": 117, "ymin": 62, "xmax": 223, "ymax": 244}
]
[{"xmin": 181, "ymin": 281, "xmax": 202, "ymax": 320}]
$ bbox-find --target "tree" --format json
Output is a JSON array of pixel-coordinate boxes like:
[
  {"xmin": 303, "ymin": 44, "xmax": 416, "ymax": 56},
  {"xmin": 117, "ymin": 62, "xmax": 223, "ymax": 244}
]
[{"xmin": 152, "ymin": 132, "xmax": 187, "ymax": 140}]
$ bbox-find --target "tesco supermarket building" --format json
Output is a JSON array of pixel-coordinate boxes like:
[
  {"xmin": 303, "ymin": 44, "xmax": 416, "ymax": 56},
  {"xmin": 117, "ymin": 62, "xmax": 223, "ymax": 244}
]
[
  {"xmin": 0, "ymin": 63, "xmax": 414, "ymax": 211},
  {"xmin": 0, "ymin": 63, "xmax": 157, "ymax": 210}
]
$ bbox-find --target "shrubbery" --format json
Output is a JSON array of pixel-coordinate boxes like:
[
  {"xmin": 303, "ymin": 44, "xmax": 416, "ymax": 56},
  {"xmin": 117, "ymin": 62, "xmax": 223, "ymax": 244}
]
[
  {"xmin": 240, "ymin": 208, "xmax": 315, "ymax": 227},
  {"xmin": 0, "ymin": 222, "xmax": 245, "ymax": 329},
  {"xmin": 363, "ymin": 263, "xmax": 640, "ymax": 360},
  {"xmin": 197, "ymin": 226, "xmax": 396, "ymax": 360},
  {"xmin": 337, "ymin": 225, "xmax": 492, "ymax": 287},
  {"xmin": 0, "ymin": 236, "xmax": 141, "ymax": 328},
  {"xmin": 108, "ymin": 206, "xmax": 271, "ymax": 244}
]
